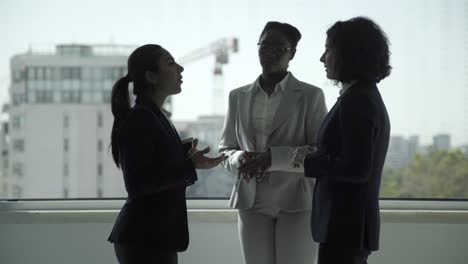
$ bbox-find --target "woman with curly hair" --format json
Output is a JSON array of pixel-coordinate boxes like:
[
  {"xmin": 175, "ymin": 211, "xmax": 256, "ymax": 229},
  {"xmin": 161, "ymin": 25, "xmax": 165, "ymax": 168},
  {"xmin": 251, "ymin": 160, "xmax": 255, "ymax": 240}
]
[{"xmin": 292, "ymin": 17, "xmax": 392, "ymax": 264}]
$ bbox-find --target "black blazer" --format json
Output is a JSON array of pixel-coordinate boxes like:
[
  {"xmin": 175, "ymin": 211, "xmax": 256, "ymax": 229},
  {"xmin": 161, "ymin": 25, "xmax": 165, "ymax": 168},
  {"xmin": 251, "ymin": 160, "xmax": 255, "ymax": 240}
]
[
  {"xmin": 304, "ymin": 80, "xmax": 390, "ymax": 252},
  {"xmin": 108, "ymin": 98, "xmax": 197, "ymax": 252}
]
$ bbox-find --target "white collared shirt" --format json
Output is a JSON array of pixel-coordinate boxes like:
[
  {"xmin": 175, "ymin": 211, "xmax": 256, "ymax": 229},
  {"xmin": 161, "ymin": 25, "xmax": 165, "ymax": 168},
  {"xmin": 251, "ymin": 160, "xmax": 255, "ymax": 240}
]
[{"xmin": 252, "ymin": 72, "xmax": 290, "ymax": 152}]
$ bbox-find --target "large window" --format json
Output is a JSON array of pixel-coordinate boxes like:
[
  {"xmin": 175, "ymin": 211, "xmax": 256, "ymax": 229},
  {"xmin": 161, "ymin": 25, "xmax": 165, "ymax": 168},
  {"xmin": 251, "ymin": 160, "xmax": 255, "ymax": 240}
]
[{"xmin": 0, "ymin": 0, "xmax": 467, "ymax": 199}]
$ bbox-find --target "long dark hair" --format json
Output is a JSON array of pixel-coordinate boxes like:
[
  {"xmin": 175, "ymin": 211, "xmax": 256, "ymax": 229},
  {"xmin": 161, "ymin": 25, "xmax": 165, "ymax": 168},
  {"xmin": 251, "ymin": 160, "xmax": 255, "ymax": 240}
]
[
  {"xmin": 326, "ymin": 17, "xmax": 392, "ymax": 83},
  {"xmin": 110, "ymin": 44, "xmax": 164, "ymax": 167}
]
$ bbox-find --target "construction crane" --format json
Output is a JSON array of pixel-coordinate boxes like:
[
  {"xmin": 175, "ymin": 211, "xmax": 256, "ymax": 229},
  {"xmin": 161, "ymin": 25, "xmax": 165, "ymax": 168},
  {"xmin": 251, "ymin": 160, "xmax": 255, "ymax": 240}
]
[{"xmin": 177, "ymin": 37, "xmax": 239, "ymax": 115}]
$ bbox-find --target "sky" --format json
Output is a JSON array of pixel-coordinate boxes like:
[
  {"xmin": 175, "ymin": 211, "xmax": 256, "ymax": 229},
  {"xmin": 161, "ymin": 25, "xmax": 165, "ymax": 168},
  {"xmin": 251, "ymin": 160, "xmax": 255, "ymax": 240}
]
[{"xmin": 1, "ymin": 0, "xmax": 467, "ymax": 146}]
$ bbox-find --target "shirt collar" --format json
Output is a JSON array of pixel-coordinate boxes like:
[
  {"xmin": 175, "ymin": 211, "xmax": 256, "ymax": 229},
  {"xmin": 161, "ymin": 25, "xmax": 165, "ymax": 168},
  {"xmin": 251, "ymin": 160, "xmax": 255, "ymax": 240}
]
[
  {"xmin": 161, "ymin": 108, "xmax": 172, "ymax": 118},
  {"xmin": 255, "ymin": 72, "xmax": 291, "ymax": 94},
  {"xmin": 135, "ymin": 96, "xmax": 171, "ymax": 117},
  {"xmin": 339, "ymin": 80, "xmax": 358, "ymax": 96}
]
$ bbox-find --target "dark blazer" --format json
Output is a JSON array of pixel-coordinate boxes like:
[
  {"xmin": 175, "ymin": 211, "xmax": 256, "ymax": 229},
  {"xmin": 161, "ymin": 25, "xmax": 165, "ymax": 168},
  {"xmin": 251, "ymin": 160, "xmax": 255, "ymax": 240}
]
[
  {"xmin": 304, "ymin": 80, "xmax": 390, "ymax": 252},
  {"xmin": 108, "ymin": 98, "xmax": 197, "ymax": 252}
]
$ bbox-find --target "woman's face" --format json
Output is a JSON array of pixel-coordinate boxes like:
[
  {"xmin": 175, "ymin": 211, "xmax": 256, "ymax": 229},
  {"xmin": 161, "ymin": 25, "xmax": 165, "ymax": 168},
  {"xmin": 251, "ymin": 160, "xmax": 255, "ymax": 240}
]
[
  {"xmin": 257, "ymin": 29, "xmax": 294, "ymax": 74},
  {"xmin": 320, "ymin": 38, "xmax": 337, "ymax": 80},
  {"xmin": 146, "ymin": 49, "xmax": 184, "ymax": 96}
]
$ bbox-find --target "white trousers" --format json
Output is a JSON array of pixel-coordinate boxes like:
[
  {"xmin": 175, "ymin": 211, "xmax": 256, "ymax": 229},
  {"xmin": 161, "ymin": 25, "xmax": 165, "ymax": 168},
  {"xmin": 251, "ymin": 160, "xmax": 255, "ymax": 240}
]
[{"xmin": 238, "ymin": 208, "xmax": 318, "ymax": 264}]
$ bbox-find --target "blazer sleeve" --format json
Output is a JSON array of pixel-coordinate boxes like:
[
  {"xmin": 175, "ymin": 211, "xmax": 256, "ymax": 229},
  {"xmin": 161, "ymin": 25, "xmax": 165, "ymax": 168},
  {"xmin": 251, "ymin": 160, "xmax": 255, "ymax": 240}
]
[
  {"xmin": 304, "ymin": 94, "xmax": 377, "ymax": 183},
  {"xmin": 269, "ymin": 88, "xmax": 328, "ymax": 173},
  {"xmin": 219, "ymin": 90, "xmax": 244, "ymax": 177},
  {"xmin": 120, "ymin": 108, "xmax": 194, "ymax": 197}
]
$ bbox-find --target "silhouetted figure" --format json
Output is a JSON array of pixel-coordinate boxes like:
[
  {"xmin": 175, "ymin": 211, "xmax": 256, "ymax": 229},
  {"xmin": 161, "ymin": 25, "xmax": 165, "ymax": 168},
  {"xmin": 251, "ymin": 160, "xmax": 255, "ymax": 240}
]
[
  {"xmin": 219, "ymin": 22, "xmax": 327, "ymax": 264},
  {"xmin": 108, "ymin": 44, "xmax": 225, "ymax": 264},
  {"xmin": 292, "ymin": 17, "xmax": 392, "ymax": 264}
]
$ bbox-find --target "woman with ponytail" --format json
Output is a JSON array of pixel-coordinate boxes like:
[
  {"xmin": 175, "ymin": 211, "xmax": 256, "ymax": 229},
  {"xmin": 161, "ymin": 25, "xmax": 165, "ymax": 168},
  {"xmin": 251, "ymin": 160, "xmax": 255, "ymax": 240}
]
[{"xmin": 108, "ymin": 44, "xmax": 226, "ymax": 264}]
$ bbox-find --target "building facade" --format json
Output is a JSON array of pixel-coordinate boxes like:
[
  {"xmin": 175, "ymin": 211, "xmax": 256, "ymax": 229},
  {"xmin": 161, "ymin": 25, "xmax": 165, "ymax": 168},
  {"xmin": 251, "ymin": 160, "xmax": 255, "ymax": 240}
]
[{"xmin": 2, "ymin": 44, "xmax": 144, "ymax": 198}]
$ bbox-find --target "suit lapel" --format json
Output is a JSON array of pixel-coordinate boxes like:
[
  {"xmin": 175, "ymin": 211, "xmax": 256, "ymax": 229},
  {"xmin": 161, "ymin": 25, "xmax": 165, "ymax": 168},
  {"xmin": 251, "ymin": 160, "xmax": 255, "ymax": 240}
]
[
  {"xmin": 317, "ymin": 80, "xmax": 376, "ymax": 140},
  {"xmin": 269, "ymin": 75, "xmax": 303, "ymax": 135},
  {"xmin": 239, "ymin": 83, "xmax": 256, "ymax": 150},
  {"xmin": 319, "ymin": 79, "xmax": 372, "ymax": 135},
  {"xmin": 138, "ymin": 99, "xmax": 178, "ymax": 138},
  {"xmin": 316, "ymin": 98, "xmax": 341, "ymax": 145},
  {"xmin": 159, "ymin": 113, "xmax": 179, "ymax": 138}
]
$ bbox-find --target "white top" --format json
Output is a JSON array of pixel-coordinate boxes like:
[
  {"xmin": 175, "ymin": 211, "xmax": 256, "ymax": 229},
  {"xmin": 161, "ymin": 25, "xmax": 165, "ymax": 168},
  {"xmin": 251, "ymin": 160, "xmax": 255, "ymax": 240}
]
[
  {"xmin": 218, "ymin": 72, "xmax": 327, "ymax": 210},
  {"xmin": 252, "ymin": 73, "xmax": 290, "ymax": 153}
]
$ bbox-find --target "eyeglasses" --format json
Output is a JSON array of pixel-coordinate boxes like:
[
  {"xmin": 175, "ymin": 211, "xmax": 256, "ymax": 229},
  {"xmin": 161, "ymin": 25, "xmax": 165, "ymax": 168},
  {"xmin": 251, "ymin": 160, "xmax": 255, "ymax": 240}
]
[{"xmin": 257, "ymin": 43, "xmax": 294, "ymax": 54}]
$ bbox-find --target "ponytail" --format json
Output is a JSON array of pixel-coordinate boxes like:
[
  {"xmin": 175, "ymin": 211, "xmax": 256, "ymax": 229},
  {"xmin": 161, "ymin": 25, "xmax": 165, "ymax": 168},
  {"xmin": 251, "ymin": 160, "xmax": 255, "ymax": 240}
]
[
  {"xmin": 110, "ymin": 75, "xmax": 131, "ymax": 167},
  {"xmin": 110, "ymin": 44, "xmax": 164, "ymax": 168}
]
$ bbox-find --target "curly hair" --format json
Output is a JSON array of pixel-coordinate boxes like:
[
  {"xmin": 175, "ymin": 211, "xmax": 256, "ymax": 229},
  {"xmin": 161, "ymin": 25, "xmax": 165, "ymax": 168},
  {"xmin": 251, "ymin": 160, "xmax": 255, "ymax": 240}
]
[{"xmin": 326, "ymin": 17, "xmax": 392, "ymax": 83}]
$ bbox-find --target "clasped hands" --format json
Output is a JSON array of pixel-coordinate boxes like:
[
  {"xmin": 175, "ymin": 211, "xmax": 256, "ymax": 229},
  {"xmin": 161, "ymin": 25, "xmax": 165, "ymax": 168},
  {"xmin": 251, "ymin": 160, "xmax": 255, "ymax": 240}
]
[
  {"xmin": 238, "ymin": 150, "xmax": 272, "ymax": 182},
  {"xmin": 291, "ymin": 145, "xmax": 317, "ymax": 168},
  {"xmin": 237, "ymin": 146, "xmax": 318, "ymax": 182},
  {"xmin": 188, "ymin": 138, "xmax": 227, "ymax": 169}
]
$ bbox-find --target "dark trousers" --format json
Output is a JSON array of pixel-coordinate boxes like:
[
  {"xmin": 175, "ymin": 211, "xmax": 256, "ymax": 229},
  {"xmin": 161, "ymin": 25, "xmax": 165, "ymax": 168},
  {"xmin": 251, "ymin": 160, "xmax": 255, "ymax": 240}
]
[
  {"xmin": 318, "ymin": 243, "xmax": 371, "ymax": 264},
  {"xmin": 114, "ymin": 243, "xmax": 177, "ymax": 264}
]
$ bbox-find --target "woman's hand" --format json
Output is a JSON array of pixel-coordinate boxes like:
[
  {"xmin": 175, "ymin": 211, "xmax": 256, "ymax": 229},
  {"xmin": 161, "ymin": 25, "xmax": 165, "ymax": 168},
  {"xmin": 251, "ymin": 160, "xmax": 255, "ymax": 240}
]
[
  {"xmin": 238, "ymin": 150, "xmax": 271, "ymax": 182},
  {"xmin": 188, "ymin": 138, "xmax": 227, "ymax": 169},
  {"xmin": 291, "ymin": 145, "xmax": 317, "ymax": 168}
]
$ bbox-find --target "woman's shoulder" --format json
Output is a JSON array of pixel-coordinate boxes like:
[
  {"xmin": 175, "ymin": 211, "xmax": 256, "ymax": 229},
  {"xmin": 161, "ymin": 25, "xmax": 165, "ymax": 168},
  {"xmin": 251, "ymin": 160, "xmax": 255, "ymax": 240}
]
[
  {"xmin": 121, "ymin": 105, "xmax": 158, "ymax": 131},
  {"xmin": 294, "ymin": 81, "xmax": 325, "ymax": 100},
  {"xmin": 226, "ymin": 83, "xmax": 256, "ymax": 102},
  {"xmin": 289, "ymin": 74, "xmax": 324, "ymax": 94},
  {"xmin": 130, "ymin": 104, "xmax": 157, "ymax": 119},
  {"xmin": 230, "ymin": 83, "xmax": 254, "ymax": 94}
]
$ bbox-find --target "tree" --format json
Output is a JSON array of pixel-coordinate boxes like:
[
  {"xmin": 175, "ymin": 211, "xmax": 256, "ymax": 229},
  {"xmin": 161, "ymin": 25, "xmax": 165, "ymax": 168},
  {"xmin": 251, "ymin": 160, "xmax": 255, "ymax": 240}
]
[{"xmin": 381, "ymin": 147, "xmax": 468, "ymax": 199}]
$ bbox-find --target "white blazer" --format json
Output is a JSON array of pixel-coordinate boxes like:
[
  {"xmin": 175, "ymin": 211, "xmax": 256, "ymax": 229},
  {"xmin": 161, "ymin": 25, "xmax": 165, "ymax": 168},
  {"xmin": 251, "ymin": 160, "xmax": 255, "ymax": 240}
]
[{"xmin": 219, "ymin": 73, "xmax": 327, "ymax": 210}]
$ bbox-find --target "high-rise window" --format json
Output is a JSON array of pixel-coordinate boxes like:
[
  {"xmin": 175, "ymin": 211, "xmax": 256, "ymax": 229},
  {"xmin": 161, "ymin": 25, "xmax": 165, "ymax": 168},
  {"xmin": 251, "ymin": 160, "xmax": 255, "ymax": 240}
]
[
  {"xmin": 63, "ymin": 163, "xmax": 69, "ymax": 177},
  {"xmin": 61, "ymin": 67, "xmax": 81, "ymax": 80},
  {"xmin": 11, "ymin": 115, "xmax": 22, "ymax": 130},
  {"xmin": 12, "ymin": 139, "xmax": 24, "ymax": 152},
  {"xmin": 12, "ymin": 163, "xmax": 23, "ymax": 177},
  {"xmin": 63, "ymin": 115, "xmax": 69, "ymax": 128},
  {"xmin": 12, "ymin": 69, "xmax": 25, "ymax": 83},
  {"xmin": 102, "ymin": 91, "xmax": 111, "ymax": 103},
  {"xmin": 2, "ymin": 0, "xmax": 467, "ymax": 200},
  {"xmin": 97, "ymin": 163, "xmax": 103, "ymax": 177},
  {"xmin": 63, "ymin": 138, "xmax": 69, "ymax": 152},
  {"xmin": 97, "ymin": 139, "xmax": 103, "ymax": 152},
  {"xmin": 35, "ymin": 90, "xmax": 53, "ymax": 103},
  {"xmin": 97, "ymin": 112, "xmax": 103, "ymax": 128}
]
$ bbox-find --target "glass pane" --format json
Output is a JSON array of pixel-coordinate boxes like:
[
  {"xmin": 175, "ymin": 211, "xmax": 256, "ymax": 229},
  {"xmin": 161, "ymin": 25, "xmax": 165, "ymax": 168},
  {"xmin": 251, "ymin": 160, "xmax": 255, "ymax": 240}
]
[{"xmin": 0, "ymin": 0, "xmax": 467, "ymax": 200}]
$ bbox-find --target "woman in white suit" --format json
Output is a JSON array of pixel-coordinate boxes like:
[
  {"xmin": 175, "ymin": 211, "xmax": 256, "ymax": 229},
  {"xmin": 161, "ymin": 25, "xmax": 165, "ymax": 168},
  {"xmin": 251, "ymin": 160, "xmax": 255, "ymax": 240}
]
[{"xmin": 219, "ymin": 21, "xmax": 327, "ymax": 264}]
